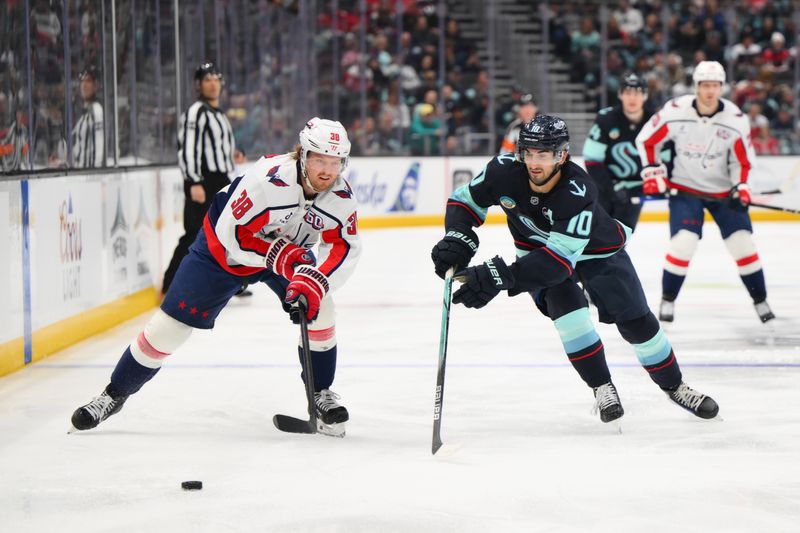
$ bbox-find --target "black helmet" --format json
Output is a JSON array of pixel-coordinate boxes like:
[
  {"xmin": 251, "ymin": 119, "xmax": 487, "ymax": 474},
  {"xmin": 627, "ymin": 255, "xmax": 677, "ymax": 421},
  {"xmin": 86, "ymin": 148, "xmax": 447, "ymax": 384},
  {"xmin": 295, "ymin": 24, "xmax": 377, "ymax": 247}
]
[
  {"xmin": 194, "ymin": 62, "xmax": 222, "ymax": 82},
  {"xmin": 620, "ymin": 72, "xmax": 647, "ymax": 92},
  {"xmin": 517, "ymin": 114, "xmax": 570, "ymax": 157}
]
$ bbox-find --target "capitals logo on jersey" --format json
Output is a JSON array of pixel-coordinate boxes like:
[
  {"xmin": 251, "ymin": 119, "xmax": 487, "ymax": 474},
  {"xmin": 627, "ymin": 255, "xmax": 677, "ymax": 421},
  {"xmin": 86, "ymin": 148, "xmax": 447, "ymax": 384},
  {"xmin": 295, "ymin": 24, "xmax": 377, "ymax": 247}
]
[
  {"xmin": 333, "ymin": 181, "xmax": 354, "ymax": 199},
  {"xmin": 267, "ymin": 165, "xmax": 289, "ymax": 187}
]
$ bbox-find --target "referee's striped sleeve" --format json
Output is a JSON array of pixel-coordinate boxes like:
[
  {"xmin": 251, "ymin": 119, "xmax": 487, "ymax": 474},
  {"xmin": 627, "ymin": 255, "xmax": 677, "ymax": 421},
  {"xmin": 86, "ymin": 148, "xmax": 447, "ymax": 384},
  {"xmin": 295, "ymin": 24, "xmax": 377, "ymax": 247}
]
[{"xmin": 178, "ymin": 102, "xmax": 204, "ymax": 182}]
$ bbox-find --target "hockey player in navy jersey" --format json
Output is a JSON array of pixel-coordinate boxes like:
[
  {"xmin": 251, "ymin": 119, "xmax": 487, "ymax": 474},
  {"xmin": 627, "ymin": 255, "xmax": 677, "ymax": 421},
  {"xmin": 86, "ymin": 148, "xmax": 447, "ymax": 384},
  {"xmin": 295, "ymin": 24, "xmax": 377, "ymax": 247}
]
[
  {"xmin": 583, "ymin": 73, "xmax": 656, "ymax": 230},
  {"xmin": 636, "ymin": 60, "xmax": 774, "ymax": 324},
  {"xmin": 71, "ymin": 118, "xmax": 361, "ymax": 437},
  {"xmin": 431, "ymin": 114, "xmax": 719, "ymax": 422}
]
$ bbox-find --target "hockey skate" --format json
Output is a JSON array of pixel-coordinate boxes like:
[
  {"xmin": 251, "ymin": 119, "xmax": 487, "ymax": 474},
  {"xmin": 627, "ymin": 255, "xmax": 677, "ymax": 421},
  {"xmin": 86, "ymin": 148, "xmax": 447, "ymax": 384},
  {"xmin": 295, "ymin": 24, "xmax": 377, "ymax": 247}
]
[
  {"xmin": 592, "ymin": 382, "xmax": 624, "ymax": 423},
  {"xmin": 69, "ymin": 387, "xmax": 128, "ymax": 432},
  {"xmin": 658, "ymin": 299, "xmax": 674, "ymax": 322},
  {"xmin": 665, "ymin": 382, "xmax": 719, "ymax": 419},
  {"xmin": 754, "ymin": 300, "xmax": 775, "ymax": 323},
  {"xmin": 314, "ymin": 389, "xmax": 348, "ymax": 438}
]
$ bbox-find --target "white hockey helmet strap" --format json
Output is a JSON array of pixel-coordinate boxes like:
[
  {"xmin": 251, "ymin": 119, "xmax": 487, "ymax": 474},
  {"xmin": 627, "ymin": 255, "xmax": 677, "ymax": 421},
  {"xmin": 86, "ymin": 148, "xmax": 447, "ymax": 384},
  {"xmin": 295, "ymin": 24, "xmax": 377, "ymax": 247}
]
[
  {"xmin": 299, "ymin": 117, "xmax": 351, "ymax": 185},
  {"xmin": 693, "ymin": 61, "xmax": 726, "ymax": 86}
]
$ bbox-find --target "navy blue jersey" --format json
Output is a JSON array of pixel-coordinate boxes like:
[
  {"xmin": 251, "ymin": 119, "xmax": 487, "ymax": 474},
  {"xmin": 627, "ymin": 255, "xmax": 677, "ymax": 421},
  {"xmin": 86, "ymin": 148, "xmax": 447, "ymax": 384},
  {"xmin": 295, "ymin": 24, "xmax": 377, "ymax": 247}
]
[
  {"xmin": 445, "ymin": 155, "xmax": 631, "ymax": 291},
  {"xmin": 583, "ymin": 105, "xmax": 653, "ymax": 184}
]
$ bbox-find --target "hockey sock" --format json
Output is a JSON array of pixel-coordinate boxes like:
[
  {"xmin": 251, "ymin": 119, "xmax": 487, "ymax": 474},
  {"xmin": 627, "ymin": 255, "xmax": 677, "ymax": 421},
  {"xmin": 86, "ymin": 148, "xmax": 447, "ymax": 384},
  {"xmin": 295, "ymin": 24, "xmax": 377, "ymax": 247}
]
[
  {"xmin": 110, "ymin": 347, "xmax": 161, "ymax": 397},
  {"xmin": 554, "ymin": 308, "xmax": 611, "ymax": 388},
  {"xmin": 617, "ymin": 313, "xmax": 682, "ymax": 389},
  {"xmin": 740, "ymin": 269, "xmax": 767, "ymax": 303},
  {"xmin": 298, "ymin": 345, "xmax": 337, "ymax": 392},
  {"xmin": 661, "ymin": 270, "xmax": 685, "ymax": 302}
]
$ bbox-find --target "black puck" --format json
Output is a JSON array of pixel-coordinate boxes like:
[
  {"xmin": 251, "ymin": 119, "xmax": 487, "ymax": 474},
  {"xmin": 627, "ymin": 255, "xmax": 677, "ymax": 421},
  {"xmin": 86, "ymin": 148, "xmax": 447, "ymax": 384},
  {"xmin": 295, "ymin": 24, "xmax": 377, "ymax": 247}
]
[{"xmin": 181, "ymin": 480, "xmax": 203, "ymax": 490}]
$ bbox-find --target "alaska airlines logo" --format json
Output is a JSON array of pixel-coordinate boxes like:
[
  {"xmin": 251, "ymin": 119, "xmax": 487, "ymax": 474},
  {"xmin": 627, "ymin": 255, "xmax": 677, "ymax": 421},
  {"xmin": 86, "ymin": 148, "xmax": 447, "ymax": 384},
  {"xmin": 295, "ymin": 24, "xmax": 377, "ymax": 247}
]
[
  {"xmin": 568, "ymin": 180, "xmax": 586, "ymax": 197},
  {"xmin": 267, "ymin": 165, "xmax": 288, "ymax": 187},
  {"xmin": 390, "ymin": 162, "xmax": 420, "ymax": 212},
  {"xmin": 333, "ymin": 181, "xmax": 353, "ymax": 199}
]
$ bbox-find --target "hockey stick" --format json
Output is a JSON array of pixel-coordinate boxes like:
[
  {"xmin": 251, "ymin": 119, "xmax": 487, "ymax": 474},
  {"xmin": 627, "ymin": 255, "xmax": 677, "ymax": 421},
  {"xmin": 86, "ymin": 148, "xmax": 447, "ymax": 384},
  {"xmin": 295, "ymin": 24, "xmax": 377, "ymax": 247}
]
[
  {"xmin": 666, "ymin": 188, "xmax": 800, "ymax": 214},
  {"xmin": 273, "ymin": 303, "xmax": 318, "ymax": 434},
  {"xmin": 432, "ymin": 267, "xmax": 455, "ymax": 455}
]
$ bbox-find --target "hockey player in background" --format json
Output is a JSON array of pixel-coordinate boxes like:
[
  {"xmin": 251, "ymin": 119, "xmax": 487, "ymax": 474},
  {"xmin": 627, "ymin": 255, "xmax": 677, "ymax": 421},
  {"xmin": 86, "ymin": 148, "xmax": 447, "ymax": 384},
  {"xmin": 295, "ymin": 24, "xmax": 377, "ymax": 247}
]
[
  {"xmin": 583, "ymin": 73, "xmax": 655, "ymax": 230},
  {"xmin": 71, "ymin": 118, "xmax": 361, "ymax": 437},
  {"xmin": 432, "ymin": 114, "xmax": 719, "ymax": 423},
  {"xmin": 499, "ymin": 93, "xmax": 537, "ymax": 155},
  {"xmin": 635, "ymin": 60, "xmax": 774, "ymax": 324}
]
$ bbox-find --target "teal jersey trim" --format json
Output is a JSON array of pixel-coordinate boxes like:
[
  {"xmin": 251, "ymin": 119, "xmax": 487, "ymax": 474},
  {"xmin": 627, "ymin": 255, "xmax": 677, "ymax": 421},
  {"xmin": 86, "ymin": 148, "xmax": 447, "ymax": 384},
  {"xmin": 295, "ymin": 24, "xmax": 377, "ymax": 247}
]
[
  {"xmin": 451, "ymin": 183, "xmax": 488, "ymax": 222},
  {"xmin": 582, "ymin": 137, "xmax": 608, "ymax": 162},
  {"xmin": 547, "ymin": 231, "xmax": 589, "ymax": 267},
  {"xmin": 554, "ymin": 308, "xmax": 600, "ymax": 353},
  {"xmin": 633, "ymin": 328, "xmax": 672, "ymax": 366}
]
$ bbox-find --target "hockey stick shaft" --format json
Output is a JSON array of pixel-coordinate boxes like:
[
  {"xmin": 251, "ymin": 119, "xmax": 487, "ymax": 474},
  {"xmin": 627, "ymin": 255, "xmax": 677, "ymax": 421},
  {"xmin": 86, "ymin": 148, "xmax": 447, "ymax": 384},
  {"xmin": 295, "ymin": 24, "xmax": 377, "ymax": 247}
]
[
  {"xmin": 667, "ymin": 188, "xmax": 800, "ymax": 214},
  {"xmin": 432, "ymin": 267, "xmax": 455, "ymax": 455},
  {"xmin": 273, "ymin": 303, "xmax": 317, "ymax": 434}
]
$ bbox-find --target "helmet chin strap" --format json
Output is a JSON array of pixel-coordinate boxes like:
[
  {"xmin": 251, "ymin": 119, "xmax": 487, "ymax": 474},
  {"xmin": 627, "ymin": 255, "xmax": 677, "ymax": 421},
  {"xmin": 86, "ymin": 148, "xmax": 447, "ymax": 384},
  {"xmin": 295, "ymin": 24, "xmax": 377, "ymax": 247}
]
[
  {"xmin": 529, "ymin": 162, "xmax": 562, "ymax": 188},
  {"xmin": 301, "ymin": 150, "xmax": 320, "ymax": 195}
]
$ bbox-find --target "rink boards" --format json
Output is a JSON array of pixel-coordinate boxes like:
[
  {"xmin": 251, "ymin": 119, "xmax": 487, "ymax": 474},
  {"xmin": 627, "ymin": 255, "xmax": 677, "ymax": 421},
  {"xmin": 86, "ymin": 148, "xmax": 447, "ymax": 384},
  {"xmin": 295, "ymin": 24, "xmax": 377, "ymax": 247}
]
[{"xmin": 1, "ymin": 155, "xmax": 798, "ymax": 375}]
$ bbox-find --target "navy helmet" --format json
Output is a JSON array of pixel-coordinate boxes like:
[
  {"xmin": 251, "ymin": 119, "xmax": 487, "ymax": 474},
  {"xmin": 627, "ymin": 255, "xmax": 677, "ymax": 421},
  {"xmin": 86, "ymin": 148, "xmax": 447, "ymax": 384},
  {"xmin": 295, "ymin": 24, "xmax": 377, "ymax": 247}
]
[
  {"xmin": 517, "ymin": 114, "xmax": 570, "ymax": 158},
  {"xmin": 620, "ymin": 72, "xmax": 647, "ymax": 93},
  {"xmin": 195, "ymin": 62, "xmax": 222, "ymax": 82}
]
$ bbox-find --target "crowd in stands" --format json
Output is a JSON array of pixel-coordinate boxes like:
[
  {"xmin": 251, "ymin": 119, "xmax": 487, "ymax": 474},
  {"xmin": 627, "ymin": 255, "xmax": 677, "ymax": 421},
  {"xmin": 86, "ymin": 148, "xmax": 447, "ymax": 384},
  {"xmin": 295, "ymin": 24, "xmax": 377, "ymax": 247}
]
[
  {"xmin": 3, "ymin": 0, "xmax": 800, "ymax": 172},
  {"xmin": 552, "ymin": 0, "xmax": 799, "ymax": 155}
]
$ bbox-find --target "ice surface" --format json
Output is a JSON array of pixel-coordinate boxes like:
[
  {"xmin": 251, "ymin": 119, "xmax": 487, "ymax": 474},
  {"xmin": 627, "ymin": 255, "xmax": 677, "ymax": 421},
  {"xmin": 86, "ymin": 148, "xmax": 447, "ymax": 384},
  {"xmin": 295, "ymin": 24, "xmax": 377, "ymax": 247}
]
[{"xmin": 1, "ymin": 222, "xmax": 799, "ymax": 532}]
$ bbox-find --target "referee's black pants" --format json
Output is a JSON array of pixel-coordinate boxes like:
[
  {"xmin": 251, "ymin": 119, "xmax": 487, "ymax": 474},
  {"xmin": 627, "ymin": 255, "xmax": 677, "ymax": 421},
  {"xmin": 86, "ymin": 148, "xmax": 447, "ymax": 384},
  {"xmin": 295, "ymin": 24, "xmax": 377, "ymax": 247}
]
[{"xmin": 162, "ymin": 172, "xmax": 230, "ymax": 293}]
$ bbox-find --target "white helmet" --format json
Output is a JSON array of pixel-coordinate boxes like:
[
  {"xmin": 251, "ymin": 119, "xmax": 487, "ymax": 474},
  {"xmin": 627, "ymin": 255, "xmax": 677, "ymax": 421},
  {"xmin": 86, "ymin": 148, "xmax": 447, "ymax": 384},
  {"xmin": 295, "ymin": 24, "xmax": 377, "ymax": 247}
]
[
  {"xmin": 298, "ymin": 117, "xmax": 350, "ymax": 178},
  {"xmin": 693, "ymin": 61, "xmax": 726, "ymax": 86}
]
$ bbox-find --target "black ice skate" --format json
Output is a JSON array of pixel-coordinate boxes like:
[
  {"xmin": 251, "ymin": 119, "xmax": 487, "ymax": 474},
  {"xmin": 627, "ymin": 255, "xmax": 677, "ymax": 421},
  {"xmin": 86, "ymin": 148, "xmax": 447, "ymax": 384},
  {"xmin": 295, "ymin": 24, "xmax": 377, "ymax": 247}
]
[
  {"xmin": 314, "ymin": 389, "xmax": 348, "ymax": 437},
  {"xmin": 70, "ymin": 387, "xmax": 128, "ymax": 432},
  {"xmin": 659, "ymin": 299, "xmax": 675, "ymax": 322},
  {"xmin": 754, "ymin": 300, "xmax": 775, "ymax": 323},
  {"xmin": 592, "ymin": 382, "xmax": 624, "ymax": 423},
  {"xmin": 665, "ymin": 382, "xmax": 719, "ymax": 419}
]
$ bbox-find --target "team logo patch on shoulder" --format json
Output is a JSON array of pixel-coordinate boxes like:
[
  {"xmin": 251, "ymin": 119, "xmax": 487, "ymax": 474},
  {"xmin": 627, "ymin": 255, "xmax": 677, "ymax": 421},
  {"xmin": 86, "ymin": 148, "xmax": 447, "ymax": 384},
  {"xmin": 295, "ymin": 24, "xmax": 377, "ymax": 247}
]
[
  {"xmin": 333, "ymin": 182, "xmax": 354, "ymax": 199},
  {"xmin": 500, "ymin": 196, "xmax": 517, "ymax": 209},
  {"xmin": 609, "ymin": 128, "xmax": 620, "ymax": 140},
  {"xmin": 568, "ymin": 180, "xmax": 587, "ymax": 197},
  {"xmin": 266, "ymin": 165, "xmax": 289, "ymax": 187}
]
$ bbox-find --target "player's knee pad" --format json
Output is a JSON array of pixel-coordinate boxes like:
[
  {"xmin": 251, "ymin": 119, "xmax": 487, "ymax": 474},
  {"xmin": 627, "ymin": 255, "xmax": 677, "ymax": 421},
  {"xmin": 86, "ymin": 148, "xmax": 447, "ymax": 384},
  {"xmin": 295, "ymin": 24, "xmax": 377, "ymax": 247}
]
[
  {"xmin": 724, "ymin": 230, "xmax": 762, "ymax": 275},
  {"xmin": 664, "ymin": 230, "xmax": 699, "ymax": 276},
  {"xmin": 130, "ymin": 310, "xmax": 193, "ymax": 369},
  {"xmin": 307, "ymin": 296, "xmax": 336, "ymax": 352}
]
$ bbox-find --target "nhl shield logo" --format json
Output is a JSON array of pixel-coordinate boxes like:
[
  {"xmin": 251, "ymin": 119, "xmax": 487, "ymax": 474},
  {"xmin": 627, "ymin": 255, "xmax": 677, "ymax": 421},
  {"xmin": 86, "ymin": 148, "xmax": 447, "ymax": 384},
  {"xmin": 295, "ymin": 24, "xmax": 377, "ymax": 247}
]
[{"xmin": 530, "ymin": 196, "xmax": 539, "ymax": 206}]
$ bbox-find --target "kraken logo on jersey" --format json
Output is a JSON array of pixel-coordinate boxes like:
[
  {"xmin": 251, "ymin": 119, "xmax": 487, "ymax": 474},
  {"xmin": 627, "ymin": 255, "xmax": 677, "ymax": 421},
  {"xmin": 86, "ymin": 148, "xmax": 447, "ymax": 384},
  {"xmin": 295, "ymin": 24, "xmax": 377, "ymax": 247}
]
[
  {"xmin": 608, "ymin": 142, "xmax": 640, "ymax": 179},
  {"xmin": 542, "ymin": 207, "xmax": 554, "ymax": 225}
]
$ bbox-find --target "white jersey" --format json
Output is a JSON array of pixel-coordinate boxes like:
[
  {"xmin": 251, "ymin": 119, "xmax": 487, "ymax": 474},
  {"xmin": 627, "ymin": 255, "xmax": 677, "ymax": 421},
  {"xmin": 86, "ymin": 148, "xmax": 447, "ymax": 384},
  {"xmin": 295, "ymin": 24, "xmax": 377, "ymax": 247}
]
[
  {"xmin": 203, "ymin": 153, "xmax": 361, "ymax": 291},
  {"xmin": 635, "ymin": 95, "xmax": 755, "ymax": 196}
]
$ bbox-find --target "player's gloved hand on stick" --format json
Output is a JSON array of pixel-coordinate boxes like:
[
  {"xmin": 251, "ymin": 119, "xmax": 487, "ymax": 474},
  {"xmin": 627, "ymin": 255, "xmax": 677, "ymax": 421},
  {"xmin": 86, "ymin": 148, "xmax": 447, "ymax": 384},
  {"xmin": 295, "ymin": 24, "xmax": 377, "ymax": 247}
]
[
  {"xmin": 640, "ymin": 163, "xmax": 668, "ymax": 195},
  {"xmin": 431, "ymin": 226, "xmax": 479, "ymax": 279},
  {"xmin": 452, "ymin": 256, "xmax": 515, "ymax": 309},
  {"xmin": 284, "ymin": 265, "xmax": 329, "ymax": 321},
  {"xmin": 729, "ymin": 183, "xmax": 752, "ymax": 210},
  {"xmin": 266, "ymin": 237, "xmax": 315, "ymax": 279}
]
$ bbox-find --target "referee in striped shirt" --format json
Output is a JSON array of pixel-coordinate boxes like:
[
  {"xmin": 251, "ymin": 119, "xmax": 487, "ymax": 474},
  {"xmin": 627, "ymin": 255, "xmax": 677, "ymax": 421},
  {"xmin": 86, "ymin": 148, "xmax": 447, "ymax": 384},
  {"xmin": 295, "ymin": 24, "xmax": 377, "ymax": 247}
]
[
  {"xmin": 72, "ymin": 68, "xmax": 104, "ymax": 168},
  {"xmin": 162, "ymin": 62, "xmax": 244, "ymax": 294}
]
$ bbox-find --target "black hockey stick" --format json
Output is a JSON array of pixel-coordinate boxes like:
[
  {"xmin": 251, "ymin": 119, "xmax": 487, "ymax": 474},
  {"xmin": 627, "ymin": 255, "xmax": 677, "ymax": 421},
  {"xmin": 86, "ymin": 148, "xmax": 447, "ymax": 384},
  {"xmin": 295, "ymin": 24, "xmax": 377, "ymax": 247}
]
[
  {"xmin": 432, "ymin": 267, "xmax": 455, "ymax": 455},
  {"xmin": 667, "ymin": 188, "xmax": 800, "ymax": 215},
  {"xmin": 273, "ymin": 303, "xmax": 318, "ymax": 434}
]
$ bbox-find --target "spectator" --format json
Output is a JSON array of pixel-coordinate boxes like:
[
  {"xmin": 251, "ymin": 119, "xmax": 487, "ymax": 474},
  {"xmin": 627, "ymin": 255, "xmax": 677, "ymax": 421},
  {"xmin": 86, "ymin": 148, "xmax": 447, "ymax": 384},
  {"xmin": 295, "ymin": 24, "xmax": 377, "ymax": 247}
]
[
  {"xmin": 762, "ymin": 32, "xmax": 791, "ymax": 74},
  {"xmin": 409, "ymin": 103, "xmax": 441, "ymax": 156},
  {"xmin": 614, "ymin": 0, "xmax": 644, "ymax": 36}
]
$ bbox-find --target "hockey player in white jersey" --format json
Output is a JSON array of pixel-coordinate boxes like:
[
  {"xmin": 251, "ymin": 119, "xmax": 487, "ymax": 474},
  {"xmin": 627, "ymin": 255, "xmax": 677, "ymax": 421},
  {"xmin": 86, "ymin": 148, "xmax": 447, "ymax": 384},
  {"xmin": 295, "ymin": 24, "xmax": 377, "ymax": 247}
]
[
  {"xmin": 636, "ymin": 61, "xmax": 774, "ymax": 324},
  {"xmin": 70, "ymin": 118, "xmax": 361, "ymax": 437}
]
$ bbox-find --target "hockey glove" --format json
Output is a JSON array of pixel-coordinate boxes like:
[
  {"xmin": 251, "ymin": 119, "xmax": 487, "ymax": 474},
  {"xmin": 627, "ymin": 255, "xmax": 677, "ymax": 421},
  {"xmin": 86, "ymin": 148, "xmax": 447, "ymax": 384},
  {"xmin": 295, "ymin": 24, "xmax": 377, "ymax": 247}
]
[
  {"xmin": 284, "ymin": 265, "xmax": 329, "ymax": 321},
  {"xmin": 729, "ymin": 183, "xmax": 752, "ymax": 210},
  {"xmin": 452, "ymin": 256, "xmax": 515, "ymax": 309},
  {"xmin": 640, "ymin": 164, "xmax": 668, "ymax": 195},
  {"xmin": 431, "ymin": 226, "xmax": 479, "ymax": 279},
  {"xmin": 266, "ymin": 237, "xmax": 315, "ymax": 279}
]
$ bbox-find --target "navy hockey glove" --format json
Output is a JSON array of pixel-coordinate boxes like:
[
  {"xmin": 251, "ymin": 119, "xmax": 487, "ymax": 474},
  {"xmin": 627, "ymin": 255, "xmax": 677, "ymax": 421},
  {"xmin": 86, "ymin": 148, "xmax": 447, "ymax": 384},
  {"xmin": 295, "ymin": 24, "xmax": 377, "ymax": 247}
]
[
  {"xmin": 431, "ymin": 226, "xmax": 479, "ymax": 279},
  {"xmin": 452, "ymin": 256, "xmax": 515, "ymax": 309}
]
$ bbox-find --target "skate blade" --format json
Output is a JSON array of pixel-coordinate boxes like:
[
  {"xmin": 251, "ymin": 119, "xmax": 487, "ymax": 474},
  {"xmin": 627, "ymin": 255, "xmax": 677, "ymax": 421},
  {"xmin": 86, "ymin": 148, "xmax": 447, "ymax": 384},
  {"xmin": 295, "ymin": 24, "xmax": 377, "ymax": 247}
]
[
  {"xmin": 433, "ymin": 443, "xmax": 463, "ymax": 457},
  {"xmin": 316, "ymin": 420, "xmax": 346, "ymax": 438},
  {"xmin": 67, "ymin": 425, "xmax": 81, "ymax": 434}
]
